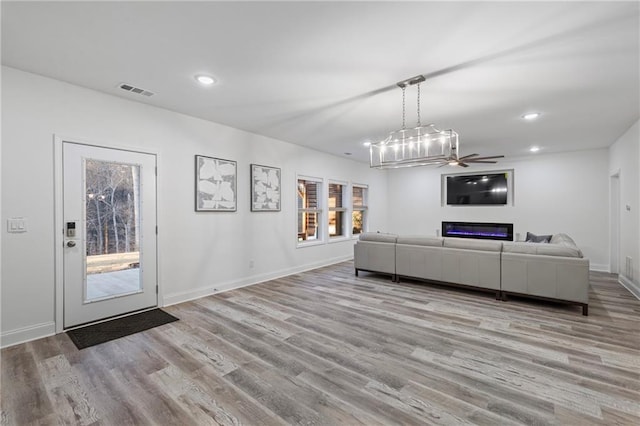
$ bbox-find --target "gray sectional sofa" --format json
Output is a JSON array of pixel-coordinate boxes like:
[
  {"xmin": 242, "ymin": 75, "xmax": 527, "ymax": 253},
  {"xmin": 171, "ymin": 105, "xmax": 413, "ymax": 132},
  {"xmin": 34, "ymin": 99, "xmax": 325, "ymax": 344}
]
[{"xmin": 354, "ymin": 232, "xmax": 589, "ymax": 315}]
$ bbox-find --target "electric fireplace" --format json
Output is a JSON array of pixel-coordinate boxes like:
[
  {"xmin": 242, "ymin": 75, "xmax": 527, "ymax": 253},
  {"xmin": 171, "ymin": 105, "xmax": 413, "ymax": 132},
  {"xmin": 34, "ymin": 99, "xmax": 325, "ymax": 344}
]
[{"xmin": 442, "ymin": 221, "xmax": 513, "ymax": 241}]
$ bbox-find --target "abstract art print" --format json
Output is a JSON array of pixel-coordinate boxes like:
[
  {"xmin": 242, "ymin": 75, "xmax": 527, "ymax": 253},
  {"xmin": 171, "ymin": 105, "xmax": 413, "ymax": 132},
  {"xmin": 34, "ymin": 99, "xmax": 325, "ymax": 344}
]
[
  {"xmin": 251, "ymin": 164, "xmax": 281, "ymax": 211},
  {"xmin": 195, "ymin": 155, "xmax": 237, "ymax": 211}
]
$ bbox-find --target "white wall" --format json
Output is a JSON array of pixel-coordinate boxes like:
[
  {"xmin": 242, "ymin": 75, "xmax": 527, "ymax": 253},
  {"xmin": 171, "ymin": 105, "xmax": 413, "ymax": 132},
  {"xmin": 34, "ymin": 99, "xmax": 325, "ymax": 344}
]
[
  {"xmin": 609, "ymin": 120, "xmax": 640, "ymax": 297},
  {"xmin": 1, "ymin": 67, "xmax": 388, "ymax": 346},
  {"xmin": 386, "ymin": 150, "xmax": 610, "ymax": 270}
]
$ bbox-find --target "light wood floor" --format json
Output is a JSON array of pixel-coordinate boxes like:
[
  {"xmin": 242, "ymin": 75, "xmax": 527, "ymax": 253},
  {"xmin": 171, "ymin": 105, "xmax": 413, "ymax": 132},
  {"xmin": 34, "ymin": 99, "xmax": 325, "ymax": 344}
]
[{"xmin": 2, "ymin": 261, "xmax": 639, "ymax": 425}]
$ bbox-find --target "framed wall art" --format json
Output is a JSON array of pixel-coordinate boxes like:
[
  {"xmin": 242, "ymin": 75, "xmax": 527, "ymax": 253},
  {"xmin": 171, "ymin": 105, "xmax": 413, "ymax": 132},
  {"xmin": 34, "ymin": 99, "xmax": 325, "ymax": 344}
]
[
  {"xmin": 195, "ymin": 155, "xmax": 237, "ymax": 212},
  {"xmin": 250, "ymin": 164, "xmax": 281, "ymax": 211}
]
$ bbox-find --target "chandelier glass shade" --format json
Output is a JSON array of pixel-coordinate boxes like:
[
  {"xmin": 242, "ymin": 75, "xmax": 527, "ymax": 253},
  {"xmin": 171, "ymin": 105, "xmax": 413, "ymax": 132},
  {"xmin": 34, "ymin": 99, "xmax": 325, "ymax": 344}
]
[{"xmin": 369, "ymin": 75, "xmax": 460, "ymax": 169}]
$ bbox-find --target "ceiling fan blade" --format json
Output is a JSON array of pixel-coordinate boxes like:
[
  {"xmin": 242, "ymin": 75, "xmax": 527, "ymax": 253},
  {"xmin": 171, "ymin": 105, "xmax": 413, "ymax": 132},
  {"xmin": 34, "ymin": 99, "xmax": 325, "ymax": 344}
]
[
  {"xmin": 459, "ymin": 162, "xmax": 470, "ymax": 168},
  {"xmin": 465, "ymin": 160, "xmax": 499, "ymax": 164},
  {"xmin": 458, "ymin": 153, "xmax": 479, "ymax": 160},
  {"xmin": 468, "ymin": 155, "xmax": 505, "ymax": 161}
]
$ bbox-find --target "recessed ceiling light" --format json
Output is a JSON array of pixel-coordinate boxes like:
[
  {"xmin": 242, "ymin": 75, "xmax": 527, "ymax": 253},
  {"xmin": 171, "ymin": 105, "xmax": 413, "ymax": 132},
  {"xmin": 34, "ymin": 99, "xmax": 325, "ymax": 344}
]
[
  {"xmin": 363, "ymin": 141, "xmax": 372, "ymax": 147},
  {"xmin": 195, "ymin": 75, "xmax": 216, "ymax": 86},
  {"xmin": 522, "ymin": 112, "xmax": 541, "ymax": 120},
  {"xmin": 530, "ymin": 146, "xmax": 540, "ymax": 152}
]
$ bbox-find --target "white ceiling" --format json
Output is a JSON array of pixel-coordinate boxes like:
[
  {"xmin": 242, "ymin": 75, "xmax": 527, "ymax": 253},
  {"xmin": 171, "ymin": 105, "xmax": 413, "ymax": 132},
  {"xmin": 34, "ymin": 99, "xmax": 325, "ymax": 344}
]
[{"xmin": 2, "ymin": 1, "xmax": 639, "ymax": 164}]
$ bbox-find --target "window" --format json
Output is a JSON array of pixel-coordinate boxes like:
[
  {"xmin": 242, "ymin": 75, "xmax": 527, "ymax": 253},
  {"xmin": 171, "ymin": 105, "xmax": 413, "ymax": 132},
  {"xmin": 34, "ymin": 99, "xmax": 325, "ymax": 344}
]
[
  {"xmin": 328, "ymin": 182, "xmax": 347, "ymax": 238},
  {"xmin": 297, "ymin": 177, "xmax": 322, "ymax": 243},
  {"xmin": 352, "ymin": 185, "xmax": 368, "ymax": 235},
  {"xmin": 297, "ymin": 178, "xmax": 369, "ymax": 246}
]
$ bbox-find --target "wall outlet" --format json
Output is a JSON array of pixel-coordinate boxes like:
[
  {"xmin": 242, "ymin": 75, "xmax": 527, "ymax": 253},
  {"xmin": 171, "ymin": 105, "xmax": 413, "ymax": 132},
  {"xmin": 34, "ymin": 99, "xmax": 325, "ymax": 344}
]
[
  {"xmin": 436, "ymin": 229, "xmax": 440, "ymax": 237},
  {"xmin": 249, "ymin": 260, "xmax": 255, "ymax": 269},
  {"xmin": 626, "ymin": 256, "xmax": 633, "ymax": 279},
  {"xmin": 516, "ymin": 232, "xmax": 521, "ymax": 241}
]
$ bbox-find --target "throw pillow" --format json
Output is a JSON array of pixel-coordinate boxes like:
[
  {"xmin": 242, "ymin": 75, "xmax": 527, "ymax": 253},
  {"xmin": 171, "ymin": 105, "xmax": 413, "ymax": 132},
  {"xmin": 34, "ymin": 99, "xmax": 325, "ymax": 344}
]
[{"xmin": 526, "ymin": 232, "xmax": 552, "ymax": 243}]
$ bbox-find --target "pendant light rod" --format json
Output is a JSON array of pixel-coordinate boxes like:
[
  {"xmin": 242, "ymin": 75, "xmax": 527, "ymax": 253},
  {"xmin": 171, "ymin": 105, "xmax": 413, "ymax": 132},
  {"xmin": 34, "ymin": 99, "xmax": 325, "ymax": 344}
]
[{"xmin": 416, "ymin": 82, "xmax": 421, "ymax": 127}]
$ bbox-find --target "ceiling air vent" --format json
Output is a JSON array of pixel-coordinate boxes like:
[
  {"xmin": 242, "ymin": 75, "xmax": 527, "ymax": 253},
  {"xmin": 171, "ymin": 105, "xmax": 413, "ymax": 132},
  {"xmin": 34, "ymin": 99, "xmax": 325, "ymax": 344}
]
[{"xmin": 118, "ymin": 83, "xmax": 154, "ymax": 97}]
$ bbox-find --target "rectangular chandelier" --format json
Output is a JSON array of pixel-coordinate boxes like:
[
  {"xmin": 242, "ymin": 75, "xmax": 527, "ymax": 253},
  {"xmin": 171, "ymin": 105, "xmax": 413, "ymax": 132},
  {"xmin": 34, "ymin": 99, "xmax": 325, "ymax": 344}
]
[
  {"xmin": 368, "ymin": 75, "xmax": 460, "ymax": 169},
  {"xmin": 369, "ymin": 124, "xmax": 459, "ymax": 168}
]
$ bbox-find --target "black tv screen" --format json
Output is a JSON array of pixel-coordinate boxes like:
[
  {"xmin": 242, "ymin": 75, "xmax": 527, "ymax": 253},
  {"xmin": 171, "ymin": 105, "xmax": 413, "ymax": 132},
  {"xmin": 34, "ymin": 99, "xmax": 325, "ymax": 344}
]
[{"xmin": 446, "ymin": 173, "xmax": 508, "ymax": 205}]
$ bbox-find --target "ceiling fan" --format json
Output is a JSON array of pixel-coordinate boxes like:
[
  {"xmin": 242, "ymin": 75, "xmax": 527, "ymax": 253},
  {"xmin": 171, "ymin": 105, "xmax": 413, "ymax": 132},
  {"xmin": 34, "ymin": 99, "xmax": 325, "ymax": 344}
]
[{"xmin": 440, "ymin": 153, "xmax": 506, "ymax": 168}]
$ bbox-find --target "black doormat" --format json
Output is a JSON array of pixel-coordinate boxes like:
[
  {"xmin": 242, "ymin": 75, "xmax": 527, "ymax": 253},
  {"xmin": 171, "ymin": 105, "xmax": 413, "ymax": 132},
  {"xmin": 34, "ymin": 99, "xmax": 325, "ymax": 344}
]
[{"xmin": 66, "ymin": 309, "xmax": 179, "ymax": 350}]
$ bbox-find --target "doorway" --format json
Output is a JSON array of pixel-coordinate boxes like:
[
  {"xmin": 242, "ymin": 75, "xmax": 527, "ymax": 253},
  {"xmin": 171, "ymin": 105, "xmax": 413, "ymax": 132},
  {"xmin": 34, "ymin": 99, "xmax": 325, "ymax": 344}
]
[
  {"xmin": 610, "ymin": 172, "xmax": 620, "ymax": 274},
  {"xmin": 59, "ymin": 141, "xmax": 157, "ymax": 329}
]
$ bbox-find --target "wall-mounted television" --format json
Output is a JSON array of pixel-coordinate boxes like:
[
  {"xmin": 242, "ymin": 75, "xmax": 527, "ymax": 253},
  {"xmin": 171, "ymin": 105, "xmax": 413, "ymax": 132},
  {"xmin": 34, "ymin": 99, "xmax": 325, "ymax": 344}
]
[{"xmin": 446, "ymin": 172, "xmax": 509, "ymax": 205}]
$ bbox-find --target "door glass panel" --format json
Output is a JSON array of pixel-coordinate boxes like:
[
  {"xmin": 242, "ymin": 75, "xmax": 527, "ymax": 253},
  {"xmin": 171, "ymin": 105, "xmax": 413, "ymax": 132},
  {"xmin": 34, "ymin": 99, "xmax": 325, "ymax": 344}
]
[{"xmin": 85, "ymin": 159, "xmax": 141, "ymax": 302}]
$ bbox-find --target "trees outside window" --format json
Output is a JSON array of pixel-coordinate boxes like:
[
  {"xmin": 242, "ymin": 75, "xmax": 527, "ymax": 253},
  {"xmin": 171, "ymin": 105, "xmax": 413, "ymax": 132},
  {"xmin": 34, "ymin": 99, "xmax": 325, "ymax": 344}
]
[{"xmin": 85, "ymin": 160, "xmax": 140, "ymax": 256}]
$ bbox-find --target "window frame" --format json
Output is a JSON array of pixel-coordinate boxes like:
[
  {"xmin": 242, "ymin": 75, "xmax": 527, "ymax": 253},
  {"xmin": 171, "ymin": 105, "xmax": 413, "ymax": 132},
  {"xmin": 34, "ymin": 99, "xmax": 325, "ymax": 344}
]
[
  {"xmin": 351, "ymin": 184, "xmax": 369, "ymax": 238},
  {"xmin": 296, "ymin": 175, "xmax": 324, "ymax": 247},
  {"xmin": 327, "ymin": 180, "xmax": 349, "ymax": 242}
]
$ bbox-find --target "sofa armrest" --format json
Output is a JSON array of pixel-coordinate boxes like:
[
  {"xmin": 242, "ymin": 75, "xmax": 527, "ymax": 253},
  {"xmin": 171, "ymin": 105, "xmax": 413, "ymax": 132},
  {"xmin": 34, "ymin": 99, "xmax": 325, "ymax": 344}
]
[
  {"xmin": 501, "ymin": 252, "xmax": 589, "ymax": 304},
  {"xmin": 354, "ymin": 241, "xmax": 396, "ymax": 275}
]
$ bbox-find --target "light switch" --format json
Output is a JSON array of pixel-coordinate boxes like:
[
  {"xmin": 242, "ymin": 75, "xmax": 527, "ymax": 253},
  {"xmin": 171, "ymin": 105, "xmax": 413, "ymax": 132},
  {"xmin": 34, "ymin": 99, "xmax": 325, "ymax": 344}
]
[{"xmin": 7, "ymin": 218, "xmax": 27, "ymax": 233}]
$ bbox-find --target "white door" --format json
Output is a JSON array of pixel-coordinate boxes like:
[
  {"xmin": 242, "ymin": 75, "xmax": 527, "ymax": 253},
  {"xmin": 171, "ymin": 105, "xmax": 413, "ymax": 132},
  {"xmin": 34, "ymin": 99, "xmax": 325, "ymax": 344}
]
[{"xmin": 63, "ymin": 142, "xmax": 157, "ymax": 328}]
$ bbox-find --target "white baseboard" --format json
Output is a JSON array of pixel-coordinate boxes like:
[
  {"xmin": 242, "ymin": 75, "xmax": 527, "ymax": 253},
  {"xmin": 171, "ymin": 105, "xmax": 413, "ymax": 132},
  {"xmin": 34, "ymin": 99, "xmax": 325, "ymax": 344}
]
[
  {"xmin": 589, "ymin": 263, "xmax": 609, "ymax": 272},
  {"xmin": 163, "ymin": 255, "xmax": 353, "ymax": 307},
  {"xmin": 619, "ymin": 274, "xmax": 640, "ymax": 300},
  {"xmin": 1, "ymin": 321, "xmax": 56, "ymax": 349}
]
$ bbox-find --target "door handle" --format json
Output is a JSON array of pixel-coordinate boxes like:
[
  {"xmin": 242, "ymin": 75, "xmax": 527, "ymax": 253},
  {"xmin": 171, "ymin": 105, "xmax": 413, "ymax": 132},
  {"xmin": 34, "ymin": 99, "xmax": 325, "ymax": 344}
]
[{"xmin": 66, "ymin": 240, "xmax": 77, "ymax": 248}]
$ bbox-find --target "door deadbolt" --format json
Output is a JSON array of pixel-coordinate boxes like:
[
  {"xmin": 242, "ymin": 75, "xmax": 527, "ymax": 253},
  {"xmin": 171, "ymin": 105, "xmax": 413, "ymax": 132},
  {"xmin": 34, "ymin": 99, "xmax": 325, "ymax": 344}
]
[
  {"xmin": 66, "ymin": 221, "xmax": 77, "ymax": 238},
  {"xmin": 66, "ymin": 240, "xmax": 76, "ymax": 248}
]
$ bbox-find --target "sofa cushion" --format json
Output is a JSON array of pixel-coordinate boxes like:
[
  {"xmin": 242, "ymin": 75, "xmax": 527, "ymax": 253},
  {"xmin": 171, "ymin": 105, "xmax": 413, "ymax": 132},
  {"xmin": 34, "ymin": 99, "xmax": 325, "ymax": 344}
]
[
  {"xmin": 503, "ymin": 241, "xmax": 582, "ymax": 258},
  {"xmin": 526, "ymin": 232, "xmax": 552, "ymax": 243},
  {"xmin": 537, "ymin": 244, "xmax": 583, "ymax": 258},
  {"xmin": 396, "ymin": 236, "xmax": 444, "ymax": 247},
  {"xmin": 502, "ymin": 242, "xmax": 538, "ymax": 255},
  {"xmin": 550, "ymin": 233, "xmax": 576, "ymax": 246},
  {"xmin": 358, "ymin": 232, "xmax": 398, "ymax": 243},
  {"xmin": 443, "ymin": 237, "xmax": 502, "ymax": 252},
  {"xmin": 550, "ymin": 233, "xmax": 583, "ymax": 257}
]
